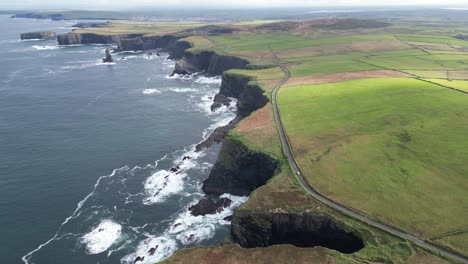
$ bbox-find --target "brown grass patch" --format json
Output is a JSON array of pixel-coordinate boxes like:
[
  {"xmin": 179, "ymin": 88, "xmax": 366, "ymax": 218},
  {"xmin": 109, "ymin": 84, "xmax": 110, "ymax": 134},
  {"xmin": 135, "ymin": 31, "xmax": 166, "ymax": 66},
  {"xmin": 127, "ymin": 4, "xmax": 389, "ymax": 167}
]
[
  {"xmin": 163, "ymin": 244, "xmax": 333, "ymax": 264},
  {"xmin": 237, "ymin": 104, "xmax": 274, "ymax": 133},
  {"xmin": 284, "ymin": 70, "xmax": 410, "ymax": 87},
  {"xmin": 275, "ymin": 43, "xmax": 354, "ymax": 59},
  {"xmin": 351, "ymin": 40, "xmax": 411, "ymax": 52}
]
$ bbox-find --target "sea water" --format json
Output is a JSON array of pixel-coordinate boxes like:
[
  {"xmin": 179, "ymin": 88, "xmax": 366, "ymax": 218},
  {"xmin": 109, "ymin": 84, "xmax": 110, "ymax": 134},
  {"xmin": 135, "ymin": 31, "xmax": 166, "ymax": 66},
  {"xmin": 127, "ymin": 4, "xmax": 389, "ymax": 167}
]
[{"xmin": 0, "ymin": 15, "xmax": 245, "ymax": 263}]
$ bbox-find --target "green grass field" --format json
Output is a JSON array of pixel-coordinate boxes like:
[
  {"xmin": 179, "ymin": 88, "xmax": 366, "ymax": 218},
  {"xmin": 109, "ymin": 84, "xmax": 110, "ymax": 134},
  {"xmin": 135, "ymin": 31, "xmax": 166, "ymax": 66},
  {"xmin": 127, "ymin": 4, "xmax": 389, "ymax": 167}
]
[
  {"xmin": 425, "ymin": 79, "xmax": 468, "ymax": 92},
  {"xmin": 278, "ymin": 78, "xmax": 468, "ymax": 242},
  {"xmin": 289, "ymin": 59, "xmax": 380, "ymax": 76}
]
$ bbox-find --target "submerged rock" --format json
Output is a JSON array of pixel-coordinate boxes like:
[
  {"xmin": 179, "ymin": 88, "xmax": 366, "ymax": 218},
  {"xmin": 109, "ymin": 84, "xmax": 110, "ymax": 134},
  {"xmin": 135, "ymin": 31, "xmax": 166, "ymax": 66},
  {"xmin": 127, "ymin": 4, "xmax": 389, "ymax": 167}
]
[
  {"xmin": 20, "ymin": 31, "xmax": 56, "ymax": 40},
  {"xmin": 189, "ymin": 197, "xmax": 232, "ymax": 216}
]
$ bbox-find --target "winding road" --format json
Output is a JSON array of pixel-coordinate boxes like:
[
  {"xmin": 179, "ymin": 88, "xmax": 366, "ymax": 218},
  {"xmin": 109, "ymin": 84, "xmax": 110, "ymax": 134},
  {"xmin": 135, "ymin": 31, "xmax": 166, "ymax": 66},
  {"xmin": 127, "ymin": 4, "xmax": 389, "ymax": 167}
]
[{"xmin": 272, "ymin": 66, "xmax": 468, "ymax": 264}]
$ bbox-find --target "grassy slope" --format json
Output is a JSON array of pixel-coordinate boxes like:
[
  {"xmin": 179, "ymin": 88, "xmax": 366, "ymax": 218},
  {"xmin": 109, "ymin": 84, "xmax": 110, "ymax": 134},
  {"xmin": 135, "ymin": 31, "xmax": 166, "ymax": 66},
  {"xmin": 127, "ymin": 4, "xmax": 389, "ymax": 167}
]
[
  {"xmin": 279, "ymin": 78, "xmax": 468, "ymax": 240},
  {"xmin": 163, "ymin": 71, "xmax": 450, "ymax": 264}
]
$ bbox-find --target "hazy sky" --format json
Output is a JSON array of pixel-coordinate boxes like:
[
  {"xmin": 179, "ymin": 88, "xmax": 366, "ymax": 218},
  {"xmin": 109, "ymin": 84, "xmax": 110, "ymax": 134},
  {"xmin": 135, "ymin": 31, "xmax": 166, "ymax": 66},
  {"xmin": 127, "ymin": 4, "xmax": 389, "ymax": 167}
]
[{"xmin": 1, "ymin": 0, "xmax": 468, "ymax": 10}]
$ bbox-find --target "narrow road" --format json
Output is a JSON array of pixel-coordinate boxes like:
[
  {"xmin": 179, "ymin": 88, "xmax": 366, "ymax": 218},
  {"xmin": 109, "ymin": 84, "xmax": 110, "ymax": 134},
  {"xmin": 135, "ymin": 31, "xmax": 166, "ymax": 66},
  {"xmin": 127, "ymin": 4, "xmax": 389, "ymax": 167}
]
[{"xmin": 272, "ymin": 66, "xmax": 468, "ymax": 264}]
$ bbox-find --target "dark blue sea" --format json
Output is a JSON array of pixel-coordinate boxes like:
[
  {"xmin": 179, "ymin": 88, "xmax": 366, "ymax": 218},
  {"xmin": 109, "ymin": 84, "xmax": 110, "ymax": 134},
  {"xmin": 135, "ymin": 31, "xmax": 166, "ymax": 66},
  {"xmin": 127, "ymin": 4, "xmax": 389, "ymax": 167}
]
[{"xmin": 0, "ymin": 15, "xmax": 245, "ymax": 264}]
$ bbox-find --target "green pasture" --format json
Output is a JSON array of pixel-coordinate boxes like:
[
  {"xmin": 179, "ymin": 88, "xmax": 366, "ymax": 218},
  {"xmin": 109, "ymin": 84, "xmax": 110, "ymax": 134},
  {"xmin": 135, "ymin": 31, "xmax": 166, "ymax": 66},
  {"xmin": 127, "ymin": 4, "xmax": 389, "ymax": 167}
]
[{"xmin": 278, "ymin": 78, "xmax": 468, "ymax": 242}]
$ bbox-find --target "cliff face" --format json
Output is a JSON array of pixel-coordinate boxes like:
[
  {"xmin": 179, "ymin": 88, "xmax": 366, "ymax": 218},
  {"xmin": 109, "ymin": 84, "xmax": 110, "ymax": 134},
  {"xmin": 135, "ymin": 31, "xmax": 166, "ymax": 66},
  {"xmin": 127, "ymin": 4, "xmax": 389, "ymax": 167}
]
[
  {"xmin": 21, "ymin": 31, "xmax": 57, "ymax": 40},
  {"xmin": 117, "ymin": 35, "xmax": 182, "ymax": 52},
  {"xmin": 172, "ymin": 51, "xmax": 250, "ymax": 77},
  {"xmin": 57, "ymin": 33, "xmax": 142, "ymax": 45},
  {"xmin": 218, "ymin": 73, "xmax": 269, "ymax": 117},
  {"xmin": 202, "ymin": 137, "xmax": 278, "ymax": 196},
  {"xmin": 231, "ymin": 210, "xmax": 364, "ymax": 254}
]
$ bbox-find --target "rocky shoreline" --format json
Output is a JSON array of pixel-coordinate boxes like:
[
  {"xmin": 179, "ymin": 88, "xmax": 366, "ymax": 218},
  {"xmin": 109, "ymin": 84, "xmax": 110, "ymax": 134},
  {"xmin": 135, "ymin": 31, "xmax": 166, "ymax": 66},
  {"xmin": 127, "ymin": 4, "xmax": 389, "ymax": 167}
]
[{"xmin": 53, "ymin": 30, "xmax": 365, "ymax": 256}]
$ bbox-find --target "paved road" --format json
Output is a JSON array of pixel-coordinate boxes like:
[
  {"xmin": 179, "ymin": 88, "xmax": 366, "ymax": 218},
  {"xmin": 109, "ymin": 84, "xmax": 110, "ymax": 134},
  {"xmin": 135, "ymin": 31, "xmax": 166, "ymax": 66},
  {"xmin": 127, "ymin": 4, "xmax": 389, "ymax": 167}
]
[{"xmin": 272, "ymin": 66, "xmax": 468, "ymax": 264}]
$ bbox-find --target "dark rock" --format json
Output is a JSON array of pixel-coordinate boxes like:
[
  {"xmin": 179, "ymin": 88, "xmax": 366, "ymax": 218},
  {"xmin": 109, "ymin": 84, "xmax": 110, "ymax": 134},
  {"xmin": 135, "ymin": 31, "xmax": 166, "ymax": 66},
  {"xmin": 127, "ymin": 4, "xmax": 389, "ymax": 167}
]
[
  {"xmin": 231, "ymin": 210, "xmax": 364, "ymax": 254},
  {"xmin": 195, "ymin": 117, "xmax": 240, "ymax": 152},
  {"xmin": 172, "ymin": 51, "xmax": 249, "ymax": 77},
  {"xmin": 211, "ymin": 94, "xmax": 231, "ymax": 112},
  {"xmin": 223, "ymin": 215, "xmax": 233, "ymax": 221},
  {"xmin": 20, "ymin": 31, "xmax": 56, "ymax": 40},
  {"xmin": 189, "ymin": 197, "xmax": 232, "ymax": 216},
  {"xmin": 218, "ymin": 72, "xmax": 269, "ymax": 117},
  {"xmin": 148, "ymin": 246, "xmax": 158, "ymax": 256},
  {"xmin": 12, "ymin": 13, "xmax": 65, "ymax": 20},
  {"xmin": 72, "ymin": 22, "xmax": 109, "ymax": 28},
  {"xmin": 182, "ymin": 156, "xmax": 191, "ymax": 161},
  {"xmin": 117, "ymin": 35, "xmax": 182, "ymax": 52},
  {"xmin": 202, "ymin": 137, "xmax": 278, "ymax": 196},
  {"xmin": 102, "ymin": 48, "xmax": 113, "ymax": 63},
  {"xmin": 170, "ymin": 165, "xmax": 180, "ymax": 173},
  {"xmin": 134, "ymin": 256, "xmax": 144, "ymax": 263},
  {"xmin": 57, "ymin": 33, "xmax": 142, "ymax": 45}
]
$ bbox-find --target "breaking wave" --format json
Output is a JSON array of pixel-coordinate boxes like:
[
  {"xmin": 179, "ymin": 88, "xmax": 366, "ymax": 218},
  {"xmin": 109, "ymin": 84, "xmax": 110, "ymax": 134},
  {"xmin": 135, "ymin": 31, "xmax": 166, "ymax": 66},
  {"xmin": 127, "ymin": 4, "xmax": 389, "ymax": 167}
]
[{"xmin": 22, "ymin": 67, "xmax": 244, "ymax": 264}]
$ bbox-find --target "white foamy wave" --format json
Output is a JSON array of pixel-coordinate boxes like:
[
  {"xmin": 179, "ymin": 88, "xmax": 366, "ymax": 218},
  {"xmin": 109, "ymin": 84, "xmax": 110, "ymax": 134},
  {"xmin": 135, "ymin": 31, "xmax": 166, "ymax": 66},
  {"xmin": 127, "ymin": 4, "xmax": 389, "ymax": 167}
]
[
  {"xmin": 169, "ymin": 88, "xmax": 198, "ymax": 93},
  {"xmin": 60, "ymin": 60, "xmax": 114, "ymax": 71},
  {"xmin": 142, "ymin": 89, "xmax": 161, "ymax": 95},
  {"xmin": 32, "ymin": 45, "xmax": 60, "ymax": 50},
  {"xmin": 81, "ymin": 219, "xmax": 122, "ymax": 255},
  {"xmin": 166, "ymin": 73, "xmax": 195, "ymax": 80},
  {"xmin": 143, "ymin": 170, "xmax": 186, "ymax": 204},
  {"xmin": 121, "ymin": 236, "xmax": 178, "ymax": 264},
  {"xmin": 176, "ymin": 224, "xmax": 215, "ymax": 245},
  {"xmin": 194, "ymin": 76, "xmax": 222, "ymax": 84}
]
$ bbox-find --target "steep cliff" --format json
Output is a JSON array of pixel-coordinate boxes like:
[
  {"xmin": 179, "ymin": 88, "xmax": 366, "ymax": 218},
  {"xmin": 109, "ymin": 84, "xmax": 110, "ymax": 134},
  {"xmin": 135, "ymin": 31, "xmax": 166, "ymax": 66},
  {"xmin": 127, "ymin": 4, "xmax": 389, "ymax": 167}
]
[
  {"xmin": 57, "ymin": 32, "xmax": 142, "ymax": 45},
  {"xmin": 218, "ymin": 72, "xmax": 269, "ymax": 117},
  {"xmin": 202, "ymin": 137, "xmax": 278, "ymax": 196},
  {"xmin": 117, "ymin": 35, "xmax": 182, "ymax": 52},
  {"xmin": 21, "ymin": 31, "xmax": 56, "ymax": 40},
  {"xmin": 172, "ymin": 51, "xmax": 250, "ymax": 77},
  {"xmin": 231, "ymin": 209, "xmax": 364, "ymax": 254}
]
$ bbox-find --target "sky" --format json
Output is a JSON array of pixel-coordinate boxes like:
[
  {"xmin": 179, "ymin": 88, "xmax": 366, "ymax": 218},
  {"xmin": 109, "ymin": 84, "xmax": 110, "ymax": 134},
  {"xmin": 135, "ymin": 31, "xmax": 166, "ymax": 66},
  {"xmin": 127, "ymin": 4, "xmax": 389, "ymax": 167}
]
[{"xmin": 1, "ymin": 0, "xmax": 468, "ymax": 10}]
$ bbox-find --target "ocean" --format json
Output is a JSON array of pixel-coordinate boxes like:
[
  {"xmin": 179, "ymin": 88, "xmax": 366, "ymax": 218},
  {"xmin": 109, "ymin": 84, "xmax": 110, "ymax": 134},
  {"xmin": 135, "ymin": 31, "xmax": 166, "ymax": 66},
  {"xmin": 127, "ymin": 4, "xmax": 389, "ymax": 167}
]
[{"xmin": 0, "ymin": 15, "xmax": 245, "ymax": 263}]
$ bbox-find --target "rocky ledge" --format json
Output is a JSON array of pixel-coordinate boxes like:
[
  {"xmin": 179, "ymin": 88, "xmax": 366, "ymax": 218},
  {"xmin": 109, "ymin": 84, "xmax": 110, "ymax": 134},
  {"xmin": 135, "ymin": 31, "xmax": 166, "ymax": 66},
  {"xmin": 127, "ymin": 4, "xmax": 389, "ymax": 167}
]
[
  {"xmin": 172, "ymin": 51, "xmax": 249, "ymax": 77},
  {"xmin": 202, "ymin": 137, "xmax": 278, "ymax": 196},
  {"xmin": 189, "ymin": 197, "xmax": 232, "ymax": 216},
  {"xmin": 20, "ymin": 31, "xmax": 56, "ymax": 40},
  {"xmin": 57, "ymin": 32, "xmax": 143, "ymax": 45}
]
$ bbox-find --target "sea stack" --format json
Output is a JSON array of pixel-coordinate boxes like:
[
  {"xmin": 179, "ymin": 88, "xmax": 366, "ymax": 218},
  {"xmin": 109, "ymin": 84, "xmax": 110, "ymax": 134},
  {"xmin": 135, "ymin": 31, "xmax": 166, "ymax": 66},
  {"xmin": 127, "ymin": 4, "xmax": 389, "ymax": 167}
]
[
  {"xmin": 103, "ymin": 48, "xmax": 113, "ymax": 63},
  {"xmin": 20, "ymin": 31, "xmax": 56, "ymax": 40}
]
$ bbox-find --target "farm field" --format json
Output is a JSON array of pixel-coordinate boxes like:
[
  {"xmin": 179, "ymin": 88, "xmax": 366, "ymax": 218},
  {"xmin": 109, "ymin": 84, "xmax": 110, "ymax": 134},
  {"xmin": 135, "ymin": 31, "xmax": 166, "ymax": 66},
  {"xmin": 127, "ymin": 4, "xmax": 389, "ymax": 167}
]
[{"xmin": 278, "ymin": 78, "xmax": 468, "ymax": 247}]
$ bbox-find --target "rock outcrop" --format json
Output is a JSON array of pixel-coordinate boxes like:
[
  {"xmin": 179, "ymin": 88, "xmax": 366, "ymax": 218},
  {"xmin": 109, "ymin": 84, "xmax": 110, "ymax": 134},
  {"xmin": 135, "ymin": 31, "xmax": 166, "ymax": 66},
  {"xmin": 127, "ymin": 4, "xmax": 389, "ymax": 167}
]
[
  {"xmin": 172, "ymin": 51, "xmax": 249, "ymax": 77},
  {"xmin": 12, "ymin": 13, "xmax": 65, "ymax": 20},
  {"xmin": 57, "ymin": 32, "xmax": 142, "ymax": 45},
  {"xmin": 103, "ymin": 48, "xmax": 113, "ymax": 63},
  {"xmin": 231, "ymin": 210, "xmax": 364, "ymax": 254},
  {"xmin": 117, "ymin": 35, "xmax": 182, "ymax": 52},
  {"xmin": 202, "ymin": 137, "xmax": 278, "ymax": 196},
  {"xmin": 211, "ymin": 94, "xmax": 231, "ymax": 112},
  {"xmin": 217, "ymin": 72, "xmax": 268, "ymax": 117},
  {"xmin": 20, "ymin": 31, "xmax": 56, "ymax": 40},
  {"xmin": 189, "ymin": 197, "xmax": 232, "ymax": 216}
]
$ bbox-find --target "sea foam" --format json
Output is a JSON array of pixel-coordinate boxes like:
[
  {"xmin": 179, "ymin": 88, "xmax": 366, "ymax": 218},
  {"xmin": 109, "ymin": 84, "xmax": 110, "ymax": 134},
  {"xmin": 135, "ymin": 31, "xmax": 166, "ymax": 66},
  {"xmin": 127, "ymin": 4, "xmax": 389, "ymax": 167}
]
[{"xmin": 81, "ymin": 219, "xmax": 122, "ymax": 255}]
